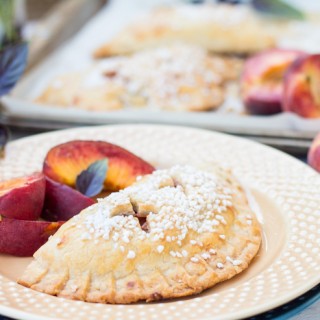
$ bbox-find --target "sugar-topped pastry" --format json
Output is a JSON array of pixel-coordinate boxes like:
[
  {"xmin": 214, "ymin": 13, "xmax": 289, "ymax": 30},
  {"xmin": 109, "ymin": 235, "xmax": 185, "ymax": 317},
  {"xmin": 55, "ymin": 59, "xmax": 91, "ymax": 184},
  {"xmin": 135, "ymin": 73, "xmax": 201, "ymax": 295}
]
[
  {"xmin": 36, "ymin": 45, "xmax": 241, "ymax": 112},
  {"xmin": 18, "ymin": 165, "xmax": 261, "ymax": 303},
  {"xmin": 93, "ymin": 4, "xmax": 275, "ymax": 58}
]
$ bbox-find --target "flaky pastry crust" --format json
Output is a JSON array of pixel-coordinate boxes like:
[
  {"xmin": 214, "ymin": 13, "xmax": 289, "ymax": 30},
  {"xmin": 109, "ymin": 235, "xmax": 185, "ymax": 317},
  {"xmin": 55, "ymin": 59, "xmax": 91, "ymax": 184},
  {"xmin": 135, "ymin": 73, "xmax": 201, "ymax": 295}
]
[
  {"xmin": 36, "ymin": 45, "xmax": 241, "ymax": 112},
  {"xmin": 94, "ymin": 4, "xmax": 275, "ymax": 58},
  {"xmin": 18, "ymin": 165, "xmax": 261, "ymax": 303}
]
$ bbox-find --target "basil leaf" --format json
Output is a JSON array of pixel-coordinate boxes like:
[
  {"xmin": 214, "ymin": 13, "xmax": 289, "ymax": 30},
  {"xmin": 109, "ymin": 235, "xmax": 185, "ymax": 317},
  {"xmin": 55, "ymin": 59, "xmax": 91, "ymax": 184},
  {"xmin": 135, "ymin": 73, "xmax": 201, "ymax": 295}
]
[
  {"xmin": 76, "ymin": 159, "xmax": 108, "ymax": 197},
  {"xmin": 252, "ymin": 0, "xmax": 304, "ymax": 20},
  {"xmin": 0, "ymin": 42, "xmax": 28, "ymax": 96}
]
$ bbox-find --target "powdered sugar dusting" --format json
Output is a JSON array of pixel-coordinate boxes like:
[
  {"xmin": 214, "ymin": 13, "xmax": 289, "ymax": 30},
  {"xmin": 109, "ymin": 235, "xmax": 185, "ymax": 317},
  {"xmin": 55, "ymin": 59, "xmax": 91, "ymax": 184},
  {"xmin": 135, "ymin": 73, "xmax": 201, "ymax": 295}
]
[
  {"xmin": 69, "ymin": 44, "xmax": 228, "ymax": 112},
  {"xmin": 80, "ymin": 165, "xmax": 235, "ymax": 261},
  {"xmin": 104, "ymin": 45, "xmax": 225, "ymax": 111},
  {"xmin": 127, "ymin": 250, "xmax": 136, "ymax": 259}
]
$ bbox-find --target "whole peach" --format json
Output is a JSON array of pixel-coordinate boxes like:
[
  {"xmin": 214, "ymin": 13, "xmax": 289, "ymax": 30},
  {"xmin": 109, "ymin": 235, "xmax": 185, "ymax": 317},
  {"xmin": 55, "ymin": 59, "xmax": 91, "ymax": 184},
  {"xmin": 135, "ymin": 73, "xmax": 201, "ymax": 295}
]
[
  {"xmin": 308, "ymin": 133, "xmax": 320, "ymax": 172},
  {"xmin": 283, "ymin": 54, "xmax": 320, "ymax": 118},
  {"xmin": 241, "ymin": 49, "xmax": 306, "ymax": 115}
]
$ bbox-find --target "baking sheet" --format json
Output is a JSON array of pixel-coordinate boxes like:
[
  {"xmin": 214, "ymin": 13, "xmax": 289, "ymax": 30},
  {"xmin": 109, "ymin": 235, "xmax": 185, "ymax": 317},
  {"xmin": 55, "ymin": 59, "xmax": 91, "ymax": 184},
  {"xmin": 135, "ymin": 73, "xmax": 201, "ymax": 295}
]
[{"xmin": 1, "ymin": 0, "xmax": 320, "ymax": 139}]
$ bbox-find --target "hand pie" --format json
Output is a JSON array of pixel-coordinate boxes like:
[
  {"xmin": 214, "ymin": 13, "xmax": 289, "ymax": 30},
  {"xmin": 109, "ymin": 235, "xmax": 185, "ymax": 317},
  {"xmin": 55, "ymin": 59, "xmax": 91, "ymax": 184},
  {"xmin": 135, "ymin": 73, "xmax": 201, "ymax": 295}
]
[
  {"xmin": 18, "ymin": 165, "xmax": 261, "ymax": 303},
  {"xmin": 94, "ymin": 4, "xmax": 276, "ymax": 58},
  {"xmin": 37, "ymin": 45, "xmax": 241, "ymax": 112},
  {"xmin": 35, "ymin": 71, "xmax": 124, "ymax": 111}
]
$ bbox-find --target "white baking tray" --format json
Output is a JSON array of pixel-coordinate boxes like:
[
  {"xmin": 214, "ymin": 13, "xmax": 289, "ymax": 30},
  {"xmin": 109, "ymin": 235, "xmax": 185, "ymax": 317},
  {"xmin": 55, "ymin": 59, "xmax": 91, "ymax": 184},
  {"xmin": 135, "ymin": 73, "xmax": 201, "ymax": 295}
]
[{"xmin": 1, "ymin": 0, "xmax": 320, "ymax": 140}]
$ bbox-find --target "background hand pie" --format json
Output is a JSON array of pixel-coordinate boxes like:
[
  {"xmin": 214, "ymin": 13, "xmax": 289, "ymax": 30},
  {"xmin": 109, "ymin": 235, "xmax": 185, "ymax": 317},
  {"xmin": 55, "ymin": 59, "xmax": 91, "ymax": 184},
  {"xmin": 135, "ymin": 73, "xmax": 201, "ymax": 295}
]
[
  {"xmin": 94, "ymin": 4, "xmax": 276, "ymax": 58},
  {"xmin": 37, "ymin": 45, "xmax": 241, "ymax": 112},
  {"xmin": 18, "ymin": 165, "xmax": 261, "ymax": 303}
]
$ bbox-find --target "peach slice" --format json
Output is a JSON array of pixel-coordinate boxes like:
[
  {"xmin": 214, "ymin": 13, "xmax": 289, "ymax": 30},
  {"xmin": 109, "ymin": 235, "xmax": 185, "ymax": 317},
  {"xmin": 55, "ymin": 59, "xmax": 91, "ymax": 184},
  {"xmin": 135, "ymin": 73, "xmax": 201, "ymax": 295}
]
[
  {"xmin": 283, "ymin": 54, "xmax": 320, "ymax": 118},
  {"xmin": 43, "ymin": 140, "xmax": 155, "ymax": 191},
  {"xmin": 0, "ymin": 216, "xmax": 63, "ymax": 256},
  {"xmin": 307, "ymin": 132, "xmax": 320, "ymax": 172},
  {"xmin": 0, "ymin": 172, "xmax": 45, "ymax": 220},
  {"xmin": 241, "ymin": 49, "xmax": 306, "ymax": 115},
  {"xmin": 42, "ymin": 177, "xmax": 95, "ymax": 222}
]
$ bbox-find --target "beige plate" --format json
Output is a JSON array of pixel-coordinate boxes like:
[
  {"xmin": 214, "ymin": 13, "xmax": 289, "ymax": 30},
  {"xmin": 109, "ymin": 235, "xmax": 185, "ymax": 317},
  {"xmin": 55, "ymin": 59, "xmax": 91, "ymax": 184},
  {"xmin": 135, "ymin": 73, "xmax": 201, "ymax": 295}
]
[{"xmin": 0, "ymin": 125, "xmax": 319, "ymax": 320}]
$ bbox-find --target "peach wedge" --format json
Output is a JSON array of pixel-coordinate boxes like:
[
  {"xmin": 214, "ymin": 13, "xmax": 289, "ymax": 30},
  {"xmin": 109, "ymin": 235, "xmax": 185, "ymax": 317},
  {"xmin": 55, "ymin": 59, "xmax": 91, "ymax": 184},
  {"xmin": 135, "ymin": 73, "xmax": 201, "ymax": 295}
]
[
  {"xmin": 0, "ymin": 216, "xmax": 63, "ymax": 256},
  {"xmin": 0, "ymin": 172, "xmax": 45, "ymax": 220},
  {"xmin": 43, "ymin": 140, "xmax": 155, "ymax": 191},
  {"xmin": 42, "ymin": 177, "xmax": 95, "ymax": 222}
]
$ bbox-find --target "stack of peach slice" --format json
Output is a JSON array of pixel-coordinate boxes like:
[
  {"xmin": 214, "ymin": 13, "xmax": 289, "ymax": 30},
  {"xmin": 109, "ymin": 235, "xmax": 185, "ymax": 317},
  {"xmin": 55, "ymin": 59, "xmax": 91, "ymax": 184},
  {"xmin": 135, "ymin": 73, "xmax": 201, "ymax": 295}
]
[
  {"xmin": 0, "ymin": 173, "xmax": 62, "ymax": 256},
  {"xmin": 0, "ymin": 140, "xmax": 154, "ymax": 256},
  {"xmin": 241, "ymin": 50, "xmax": 320, "ymax": 118}
]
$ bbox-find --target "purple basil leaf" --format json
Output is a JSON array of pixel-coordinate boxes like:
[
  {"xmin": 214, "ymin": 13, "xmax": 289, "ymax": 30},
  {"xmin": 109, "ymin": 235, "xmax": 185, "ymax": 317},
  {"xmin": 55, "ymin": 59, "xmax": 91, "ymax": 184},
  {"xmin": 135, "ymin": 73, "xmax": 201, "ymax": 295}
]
[
  {"xmin": 0, "ymin": 42, "xmax": 28, "ymax": 96},
  {"xmin": 76, "ymin": 159, "xmax": 108, "ymax": 197}
]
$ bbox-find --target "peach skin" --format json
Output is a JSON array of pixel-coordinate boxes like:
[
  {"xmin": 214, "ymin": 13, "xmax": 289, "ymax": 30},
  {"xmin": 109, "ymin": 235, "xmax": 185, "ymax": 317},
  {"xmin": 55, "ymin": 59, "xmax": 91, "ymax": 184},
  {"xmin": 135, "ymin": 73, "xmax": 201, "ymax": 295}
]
[
  {"xmin": 283, "ymin": 54, "xmax": 320, "ymax": 118},
  {"xmin": 43, "ymin": 140, "xmax": 155, "ymax": 191},
  {"xmin": 308, "ymin": 132, "xmax": 320, "ymax": 172},
  {"xmin": 42, "ymin": 177, "xmax": 95, "ymax": 222},
  {"xmin": 0, "ymin": 216, "xmax": 63, "ymax": 256},
  {"xmin": 0, "ymin": 172, "xmax": 45, "ymax": 221},
  {"xmin": 241, "ymin": 49, "xmax": 306, "ymax": 115}
]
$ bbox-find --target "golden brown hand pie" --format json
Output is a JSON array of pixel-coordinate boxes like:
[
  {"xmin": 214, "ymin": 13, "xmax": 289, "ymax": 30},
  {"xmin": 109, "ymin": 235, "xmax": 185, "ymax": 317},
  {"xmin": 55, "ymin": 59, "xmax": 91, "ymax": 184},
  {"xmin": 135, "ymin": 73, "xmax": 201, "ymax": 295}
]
[
  {"xmin": 18, "ymin": 165, "xmax": 261, "ymax": 303},
  {"xmin": 37, "ymin": 45, "xmax": 241, "ymax": 112},
  {"xmin": 94, "ymin": 4, "xmax": 276, "ymax": 58},
  {"xmin": 35, "ymin": 70, "xmax": 124, "ymax": 111}
]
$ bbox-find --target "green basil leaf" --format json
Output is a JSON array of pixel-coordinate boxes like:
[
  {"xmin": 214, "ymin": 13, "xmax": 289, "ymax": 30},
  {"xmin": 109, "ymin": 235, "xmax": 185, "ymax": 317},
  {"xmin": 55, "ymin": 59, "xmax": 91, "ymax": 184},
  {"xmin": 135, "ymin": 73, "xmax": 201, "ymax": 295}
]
[{"xmin": 252, "ymin": 0, "xmax": 305, "ymax": 20}]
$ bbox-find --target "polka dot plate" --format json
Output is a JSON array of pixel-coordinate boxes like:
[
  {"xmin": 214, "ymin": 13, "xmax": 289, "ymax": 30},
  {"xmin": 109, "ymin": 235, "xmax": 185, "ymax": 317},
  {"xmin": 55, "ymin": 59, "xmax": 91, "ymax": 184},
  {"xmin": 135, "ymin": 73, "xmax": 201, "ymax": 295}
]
[{"xmin": 0, "ymin": 125, "xmax": 319, "ymax": 320}]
